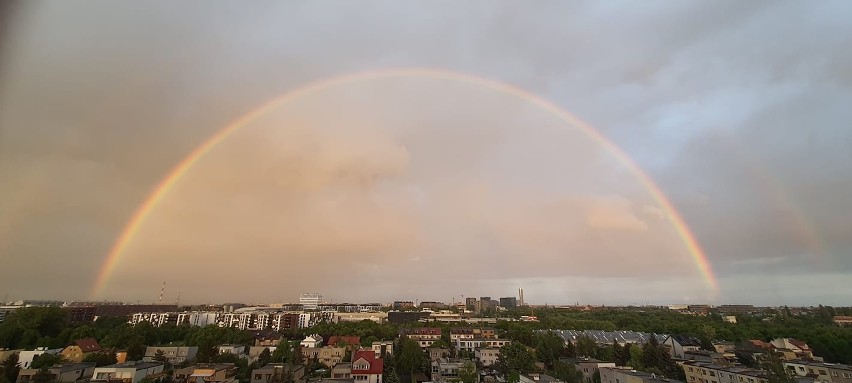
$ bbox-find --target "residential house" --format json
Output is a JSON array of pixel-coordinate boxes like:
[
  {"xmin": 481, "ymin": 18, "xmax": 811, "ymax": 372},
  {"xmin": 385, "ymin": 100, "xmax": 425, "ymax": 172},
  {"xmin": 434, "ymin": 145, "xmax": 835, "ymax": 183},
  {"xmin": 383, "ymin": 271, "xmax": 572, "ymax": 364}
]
[
  {"xmin": 428, "ymin": 348, "xmax": 450, "ymax": 361},
  {"xmin": 302, "ymin": 346, "xmax": 346, "ymax": 367},
  {"xmin": 247, "ymin": 346, "xmax": 276, "ymax": 365},
  {"xmin": 301, "ymin": 334, "xmax": 324, "ymax": 349},
  {"xmin": 400, "ymin": 328, "xmax": 442, "ymax": 348},
  {"xmin": 250, "ymin": 363, "xmax": 305, "ymax": 383},
  {"xmin": 216, "ymin": 345, "xmax": 246, "ymax": 357},
  {"xmin": 430, "ymin": 358, "xmax": 465, "ymax": 383},
  {"xmin": 475, "ymin": 348, "xmax": 500, "ymax": 367},
  {"xmin": 174, "ymin": 363, "xmax": 237, "ymax": 383},
  {"xmin": 351, "ymin": 351, "xmax": 383, "ymax": 383},
  {"xmin": 561, "ymin": 358, "xmax": 616, "ymax": 383},
  {"xmin": 143, "ymin": 347, "xmax": 198, "ymax": 365},
  {"xmin": 371, "ymin": 342, "xmax": 393, "ymax": 359},
  {"xmin": 332, "ymin": 363, "xmax": 352, "ymax": 379},
  {"xmin": 449, "ymin": 328, "xmax": 496, "ymax": 342},
  {"xmin": 681, "ymin": 361, "xmax": 768, "ymax": 383},
  {"xmin": 16, "ymin": 363, "xmax": 96, "ymax": 383},
  {"xmin": 18, "ymin": 348, "xmax": 63, "ymax": 369},
  {"xmin": 664, "ymin": 335, "xmax": 703, "ymax": 359},
  {"xmin": 327, "ymin": 336, "xmax": 361, "ymax": 349},
  {"xmin": 61, "ymin": 338, "xmax": 102, "ymax": 363},
  {"xmin": 784, "ymin": 360, "xmax": 852, "ymax": 383},
  {"xmin": 519, "ymin": 373, "xmax": 559, "ymax": 383},
  {"xmin": 455, "ymin": 338, "xmax": 510, "ymax": 352},
  {"xmin": 769, "ymin": 339, "xmax": 819, "ymax": 361},
  {"xmin": 601, "ymin": 367, "xmax": 685, "ymax": 383},
  {"xmin": 91, "ymin": 361, "xmax": 165, "ymax": 383}
]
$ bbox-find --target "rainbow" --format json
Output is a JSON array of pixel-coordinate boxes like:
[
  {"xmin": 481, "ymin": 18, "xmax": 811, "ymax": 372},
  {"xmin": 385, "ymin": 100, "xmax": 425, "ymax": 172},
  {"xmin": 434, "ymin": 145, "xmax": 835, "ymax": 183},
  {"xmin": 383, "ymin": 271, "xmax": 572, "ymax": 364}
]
[{"xmin": 89, "ymin": 68, "xmax": 719, "ymax": 298}]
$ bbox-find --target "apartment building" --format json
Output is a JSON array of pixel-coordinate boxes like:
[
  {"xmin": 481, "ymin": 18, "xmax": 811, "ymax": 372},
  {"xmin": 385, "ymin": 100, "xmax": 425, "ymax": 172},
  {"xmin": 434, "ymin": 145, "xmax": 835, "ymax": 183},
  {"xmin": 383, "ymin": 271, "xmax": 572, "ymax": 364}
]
[
  {"xmin": 681, "ymin": 361, "xmax": 768, "ymax": 383},
  {"xmin": 91, "ymin": 362, "xmax": 165, "ymax": 383},
  {"xmin": 784, "ymin": 360, "xmax": 852, "ymax": 383}
]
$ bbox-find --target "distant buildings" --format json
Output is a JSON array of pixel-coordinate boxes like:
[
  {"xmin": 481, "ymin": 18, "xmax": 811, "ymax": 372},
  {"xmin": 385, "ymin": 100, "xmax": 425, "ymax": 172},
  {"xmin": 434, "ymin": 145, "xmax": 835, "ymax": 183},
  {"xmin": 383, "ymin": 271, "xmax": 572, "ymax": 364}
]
[
  {"xmin": 833, "ymin": 316, "xmax": 852, "ymax": 327},
  {"xmin": 300, "ymin": 293, "xmax": 323, "ymax": 310},
  {"xmin": 499, "ymin": 297, "xmax": 517, "ymax": 308},
  {"xmin": 550, "ymin": 330, "xmax": 667, "ymax": 347}
]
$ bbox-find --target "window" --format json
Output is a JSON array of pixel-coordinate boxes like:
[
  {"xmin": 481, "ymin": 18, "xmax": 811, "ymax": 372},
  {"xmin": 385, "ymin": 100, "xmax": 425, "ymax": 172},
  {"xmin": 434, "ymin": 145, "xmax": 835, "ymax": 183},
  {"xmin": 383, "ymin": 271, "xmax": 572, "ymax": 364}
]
[
  {"xmin": 818, "ymin": 370, "xmax": 826, "ymax": 375},
  {"xmin": 799, "ymin": 367, "xmax": 804, "ymax": 372}
]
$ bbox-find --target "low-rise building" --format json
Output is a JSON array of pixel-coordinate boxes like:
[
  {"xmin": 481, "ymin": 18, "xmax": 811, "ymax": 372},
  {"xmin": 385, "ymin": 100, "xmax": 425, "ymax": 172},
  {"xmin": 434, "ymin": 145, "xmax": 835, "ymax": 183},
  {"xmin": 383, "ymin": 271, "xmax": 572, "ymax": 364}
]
[
  {"xmin": 475, "ymin": 347, "xmax": 500, "ymax": 367},
  {"xmin": 327, "ymin": 336, "xmax": 361, "ymax": 349},
  {"xmin": 351, "ymin": 351, "xmax": 383, "ymax": 383},
  {"xmin": 372, "ymin": 342, "xmax": 394, "ymax": 359},
  {"xmin": 428, "ymin": 348, "xmax": 450, "ymax": 361},
  {"xmin": 174, "ymin": 363, "xmax": 237, "ymax": 383},
  {"xmin": 301, "ymin": 346, "xmax": 346, "ymax": 367},
  {"xmin": 91, "ymin": 361, "xmax": 165, "ymax": 383},
  {"xmin": 430, "ymin": 358, "xmax": 465, "ymax": 383},
  {"xmin": 247, "ymin": 346, "xmax": 276, "ymax": 364},
  {"xmin": 16, "ymin": 363, "xmax": 96, "ymax": 383},
  {"xmin": 400, "ymin": 328, "xmax": 442, "ymax": 348},
  {"xmin": 520, "ymin": 373, "xmax": 559, "ymax": 383},
  {"xmin": 561, "ymin": 358, "xmax": 616, "ymax": 383},
  {"xmin": 301, "ymin": 334, "xmax": 324, "ymax": 348},
  {"xmin": 681, "ymin": 361, "xmax": 768, "ymax": 383},
  {"xmin": 601, "ymin": 367, "xmax": 684, "ymax": 383},
  {"xmin": 334, "ymin": 312, "xmax": 388, "ymax": 324},
  {"xmin": 769, "ymin": 339, "xmax": 819, "ymax": 361},
  {"xmin": 216, "ymin": 345, "xmax": 245, "ymax": 357},
  {"xmin": 143, "ymin": 347, "xmax": 198, "ymax": 365},
  {"xmin": 833, "ymin": 316, "xmax": 852, "ymax": 327},
  {"xmin": 455, "ymin": 338, "xmax": 510, "ymax": 352},
  {"xmin": 18, "ymin": 348, "xmax": 62, "ymax": 369},
  {"xmin": 332, "ymin": 363, "xmax": 352, "ymax": 379},
  {"xmin": 250, "ymin": 363, "xmax": 305, "ymax": 383},
  {"xmin": 784, "ymin": 360, "xmax": 852, "ymax": 383},
  {"xmin": 664, "ymin": 335, "xmax": 704, "ymax": 359},
  {"xmin": 61, "ymin": 338, "xmax": 102, "ymax": 363}
]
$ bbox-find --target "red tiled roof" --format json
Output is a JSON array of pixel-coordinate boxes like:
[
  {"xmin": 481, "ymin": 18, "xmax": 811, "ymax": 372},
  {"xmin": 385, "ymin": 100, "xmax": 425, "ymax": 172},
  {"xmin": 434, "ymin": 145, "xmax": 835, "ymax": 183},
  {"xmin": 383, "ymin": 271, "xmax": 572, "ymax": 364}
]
[
  {"xmin": 352, "ymin": 351, "xmax": 383, "ymax": 375},
  {"xmin": 328, "ymin": 336, "xmax": 361, "ymax": 347},
  {"xmin": 75, "ymin": 338, "xmax": 101, "ymax": 353}
]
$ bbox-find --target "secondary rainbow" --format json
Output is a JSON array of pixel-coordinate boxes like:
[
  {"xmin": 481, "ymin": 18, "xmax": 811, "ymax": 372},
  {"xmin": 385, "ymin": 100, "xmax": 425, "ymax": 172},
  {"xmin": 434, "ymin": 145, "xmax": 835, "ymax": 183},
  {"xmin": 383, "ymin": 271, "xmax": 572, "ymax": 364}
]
[{"xmin": 90, "ymin": 68, "xmax": 719, "ymax": 298}]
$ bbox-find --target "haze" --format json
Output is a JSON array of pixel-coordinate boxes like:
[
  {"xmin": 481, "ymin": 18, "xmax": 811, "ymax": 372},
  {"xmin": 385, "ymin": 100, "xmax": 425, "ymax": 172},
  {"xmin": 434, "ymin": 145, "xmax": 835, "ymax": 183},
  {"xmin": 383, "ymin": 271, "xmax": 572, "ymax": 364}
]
[{"xmin": 1, "ymin": 1, "xmax": 850, "ymax": 306}]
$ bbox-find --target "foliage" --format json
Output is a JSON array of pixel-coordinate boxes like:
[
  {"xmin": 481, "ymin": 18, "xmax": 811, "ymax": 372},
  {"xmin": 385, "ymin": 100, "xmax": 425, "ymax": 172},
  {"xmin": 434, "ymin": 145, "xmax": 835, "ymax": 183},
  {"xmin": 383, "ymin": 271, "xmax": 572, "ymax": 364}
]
[
  {"xmin": 30, "ymin": 353, "xmax": 62, "ymax": 369},
  {"xmin": 1, "ymin": 353, "xmax": 20, "ymax": 383},
  {"xmin": 83, "ymin": 352, "xmax": 118, "ymax": 367},
  {"xmin": 760, "ymin": 352, "xmax": 795, "ymax": 383},
  {"xmin": 257, "ymin": 348, "xmax": 272, "ymax": 367},
  {"xmin": 457, "ymin": 361, "xmax": 478, "ymax": 383},
  {"xmin": 575, "ymin": 336, "xmax": 597, "ymax": 357},
  {"xmin": 535, "ymin": 331, "xmax": 565, "ymax": 369},
  {"xmin": 0, "ymin": 307, "xmax": 69, "ymax": 349},
  {"xmin": 552, "ymin": 360, "xmax": 583, "ymax": 383},
  {"xmin": 496, "ymin": 343, "xmax": 535, "ymax": 375},
  {"xmin": 395, "ymin": 337, "xmax": 425, "ymax": 383}
]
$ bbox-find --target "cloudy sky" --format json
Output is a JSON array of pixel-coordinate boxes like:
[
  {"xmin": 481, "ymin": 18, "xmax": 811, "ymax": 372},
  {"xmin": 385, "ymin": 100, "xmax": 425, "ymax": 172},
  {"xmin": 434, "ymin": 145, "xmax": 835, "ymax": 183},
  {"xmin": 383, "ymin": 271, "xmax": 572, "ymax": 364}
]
[{"xmin": 1, "ymin": 1, "xmax": 850, "ymax": 306}]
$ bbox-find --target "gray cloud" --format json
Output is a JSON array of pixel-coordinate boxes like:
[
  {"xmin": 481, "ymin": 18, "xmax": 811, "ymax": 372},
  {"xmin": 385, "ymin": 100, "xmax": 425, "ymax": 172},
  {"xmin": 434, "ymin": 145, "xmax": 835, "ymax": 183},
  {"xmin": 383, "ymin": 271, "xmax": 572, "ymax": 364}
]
[{"xmin": 1, "ymin": 1, "xmax": 850, "ymax": 305}]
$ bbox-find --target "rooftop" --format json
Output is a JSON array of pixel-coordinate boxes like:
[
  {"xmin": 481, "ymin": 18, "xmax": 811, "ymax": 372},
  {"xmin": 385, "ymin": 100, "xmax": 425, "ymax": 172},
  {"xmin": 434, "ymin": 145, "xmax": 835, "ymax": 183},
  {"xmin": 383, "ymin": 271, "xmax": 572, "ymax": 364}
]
[{"xmin": 101, "ymin": 361, "xmax": 164, "ymax": 370}]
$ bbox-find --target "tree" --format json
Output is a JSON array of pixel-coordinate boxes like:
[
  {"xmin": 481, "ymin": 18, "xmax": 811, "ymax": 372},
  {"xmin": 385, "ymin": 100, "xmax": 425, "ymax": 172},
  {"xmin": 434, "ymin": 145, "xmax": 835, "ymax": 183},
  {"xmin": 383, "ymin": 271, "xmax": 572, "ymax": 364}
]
[
  {"xmin": 552, "ymin": 360, "xmax": 583, "ymax": 383},
  {"xmin": 395, "ymin": 337, "xmax": 425, "ymax": 383},
  {"xmin": 760, "ymin": 352, "xmax": 795, "ymax": 383},
  {"xmin": 257, "ymin": 348, "xmax": 272, "ymax": 368},
  {"xmin": 614, "ymin": 344, "xmax": 631, "ymax": 367},
  {"xmin": 457, "ymin": 361, "xmax": 478, "ymax": 383},
  {"xmin": 640, "ymin": 337, "xmax": 663, "ymax": 372},
  {"xmin": 32, "ymin": 368, "xmax": 54, "ymax": 383},
  {"xmin": 576, "ymin": 336, "xmax": 597, "ymax": 357},
  {"xmin": 496, "ymin": 343, "xmax": 535, "ymax": 375},
  {"xmin": 2, "ymin": 353, "xmax": 20, "ymax": 383},
  {"xmin": 83, "ymin": 352, "xmax": 118, "ymax": 367},
  {"xmin": 289, "ymin": 344, "xmax": 304, "ymax": 365},
  {"xmin": 535, "ymin": 331, "xmax": 564, "ymax": 369},
  {"xmin": 30, "ymin": 353, "xmax": 62, "ymax": 369},
  {"xmin": 271, "ymin": 341, "xmax": 289, "ymax": 363}
]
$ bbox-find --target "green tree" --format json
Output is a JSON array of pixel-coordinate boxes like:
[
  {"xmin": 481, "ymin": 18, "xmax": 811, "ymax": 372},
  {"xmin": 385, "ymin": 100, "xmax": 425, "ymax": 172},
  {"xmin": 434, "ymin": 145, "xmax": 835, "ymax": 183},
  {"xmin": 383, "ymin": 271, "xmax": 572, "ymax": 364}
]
[
  {"xmin": 760, "ymin": 352, "xmax": 795, "ymax": 383},
  {"xmin": 257, "ymin": 348, "xmax": 272, "ymax": 367},
  {"xmin": 640, "ymin": 337, "xmax": 663, "ymax": 372},
  {"xmin": 457, "ymin": 361, "xmax": 478, "ymax": 383},
  {"xmin": 271, "ymin": 341, "xmax": 289, "ymax": 363},
  {"xmin": 30, "ymin": 353, "xmax": 62, "ymax": 369},
  {"xmin": 552, "ymin": 360, "xmax": 583, "ymax": 383},
  {"xmin": 395, "ymin": 337, "xmax": 425, "ymax": 383},
  {"xmin": 535, "ymin": 331, "xmax": 564, "ymax": 369},
  {"xmin": 2, "ymin": 353, "xmax": 20, "ymax": 383},
  {"xmin": 496, "ymin": 343, "xmax": 535, "ymax": 375},
  {"xmin": 83, "ymin": 352, "xmax": 118, "ymax": 367},
  {"xmin": 576, "ymin": 336, "xmax": 597, "ymax": 357},
  {"xmin": 289, "ymin": 344, "xmax": 304, "ymax": 365}
]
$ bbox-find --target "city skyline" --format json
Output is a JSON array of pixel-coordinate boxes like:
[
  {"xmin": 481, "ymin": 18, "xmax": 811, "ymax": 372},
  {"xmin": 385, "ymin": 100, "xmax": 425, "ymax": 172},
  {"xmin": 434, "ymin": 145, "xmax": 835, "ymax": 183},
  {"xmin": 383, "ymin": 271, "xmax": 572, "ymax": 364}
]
[{"xmin": 1, "ymin": 2, "xmax": 851, "ymax": 306}]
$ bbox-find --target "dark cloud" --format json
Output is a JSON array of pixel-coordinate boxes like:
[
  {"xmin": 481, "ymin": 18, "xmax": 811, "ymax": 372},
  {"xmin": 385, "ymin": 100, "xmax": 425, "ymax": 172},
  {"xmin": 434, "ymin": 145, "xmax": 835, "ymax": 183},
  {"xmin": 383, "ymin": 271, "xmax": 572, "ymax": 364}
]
[{"xmin": 1, "ymin": 1, "xmax": 850, "ymax": 305}]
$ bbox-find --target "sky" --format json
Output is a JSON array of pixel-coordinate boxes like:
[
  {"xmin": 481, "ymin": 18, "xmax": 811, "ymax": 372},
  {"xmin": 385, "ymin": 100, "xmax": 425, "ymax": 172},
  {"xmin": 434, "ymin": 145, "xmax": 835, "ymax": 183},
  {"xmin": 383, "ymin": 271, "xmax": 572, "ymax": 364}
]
[{"xmin": 1, "ymin": 1, "xmax": 851, "ymax": 306}]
